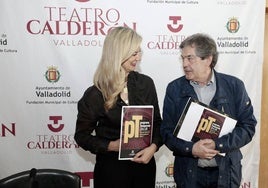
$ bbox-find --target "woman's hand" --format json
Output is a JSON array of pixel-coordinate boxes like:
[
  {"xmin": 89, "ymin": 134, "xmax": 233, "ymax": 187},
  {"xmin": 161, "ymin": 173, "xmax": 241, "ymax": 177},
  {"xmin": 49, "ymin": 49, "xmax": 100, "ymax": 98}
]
[
  {"xmin": 132, "ymin": 143, "xmax": 157, "ymax": 164},
  {"xmin": 108, "ymin": 139, "xmax": 120, "ymax": 152}
]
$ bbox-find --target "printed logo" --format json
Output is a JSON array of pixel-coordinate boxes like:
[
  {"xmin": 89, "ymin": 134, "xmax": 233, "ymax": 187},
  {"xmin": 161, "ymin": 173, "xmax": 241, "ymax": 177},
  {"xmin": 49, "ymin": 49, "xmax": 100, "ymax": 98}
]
[
  {"xmin": 26, "ymin": 7, "xmax": 132, "ymax": 36},
  {"xmin": 75, "ymin": 172, "xmax": 94, "ymax": 187},
  {"xmin": 147, "ymin": 16, "xmax": 185, "ymax": 55},
  {"xmin": 45, "ymin": 66, "xmax": 61, "ymax": 83},
  {"xmin": 167, "ymin": 16, "xmax": 183, "ymax": 33},
  {"xmin": 27, "ymin": 115, "xmax": 79, "ymax": 154},
  {"xmin": 47, "ymin": 116, "xmax": 64, "ymax": 132},
  {"xmin": 226, "ymin": 17, "xmax": 240, "ymax": 33},
  {"xmin": 165, "ymin": 163, "xmax": 174, "ymax": 177},
  {"xmin": 26, "ymin": 6, "xmax": 136, "ymax": 47}
]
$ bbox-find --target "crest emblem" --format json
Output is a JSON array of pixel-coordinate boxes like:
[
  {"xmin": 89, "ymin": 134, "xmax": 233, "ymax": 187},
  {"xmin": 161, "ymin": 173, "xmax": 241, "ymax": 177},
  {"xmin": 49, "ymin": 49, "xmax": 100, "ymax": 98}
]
[
  {"xmin": 226, "ymin": 17, "xmax": 240, "ymax": 33},
  {"xmin": 45, "ymin": 66, "xmax": 61, "ymax": 83}
]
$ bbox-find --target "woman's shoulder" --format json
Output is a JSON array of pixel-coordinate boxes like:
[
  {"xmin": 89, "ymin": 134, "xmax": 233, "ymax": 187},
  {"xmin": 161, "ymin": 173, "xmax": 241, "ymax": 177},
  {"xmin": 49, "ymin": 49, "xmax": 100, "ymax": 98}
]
[
  {"xmin": 78, "ymin": 85, "xmax": 104, "ymax": 111},
  {"xmin": 81, "ymin": 85, "xmax": 103, "ymax": 99},
  {"xmin": 84, "ymin": 85, "xmax": 99, "ymax": 93},
  {"xmin": 129, "ymin": 71, "xmax": 153, "ymax": 83}
]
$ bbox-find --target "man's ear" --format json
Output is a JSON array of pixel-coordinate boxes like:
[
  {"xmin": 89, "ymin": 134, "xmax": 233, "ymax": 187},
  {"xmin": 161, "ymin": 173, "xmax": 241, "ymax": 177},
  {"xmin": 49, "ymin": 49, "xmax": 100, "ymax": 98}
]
[{"xmin": 206, "ymin": 55, "xmax": 213, "ymax": 66}]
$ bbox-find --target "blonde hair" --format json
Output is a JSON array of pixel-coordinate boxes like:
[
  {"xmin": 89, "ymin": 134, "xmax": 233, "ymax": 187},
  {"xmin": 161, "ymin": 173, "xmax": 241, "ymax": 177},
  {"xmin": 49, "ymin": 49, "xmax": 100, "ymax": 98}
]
[{"xmin": 93, "ymin": 26, "xmax": 142, "ymax": 110}]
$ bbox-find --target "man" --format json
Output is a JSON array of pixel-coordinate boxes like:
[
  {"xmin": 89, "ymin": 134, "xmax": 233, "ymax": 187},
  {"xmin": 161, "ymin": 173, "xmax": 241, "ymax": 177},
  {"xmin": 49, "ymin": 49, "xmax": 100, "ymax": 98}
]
[{"xmin": 160, "ymin": 33, "xmax": 257, "ymax": 188}]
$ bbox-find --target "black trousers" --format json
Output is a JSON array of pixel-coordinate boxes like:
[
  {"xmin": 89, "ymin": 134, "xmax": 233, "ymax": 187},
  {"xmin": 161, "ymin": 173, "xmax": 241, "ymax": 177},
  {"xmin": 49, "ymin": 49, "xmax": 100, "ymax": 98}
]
[{"xmin": 94, "ymin": 154, "xmax": 156, "ymax": 188}]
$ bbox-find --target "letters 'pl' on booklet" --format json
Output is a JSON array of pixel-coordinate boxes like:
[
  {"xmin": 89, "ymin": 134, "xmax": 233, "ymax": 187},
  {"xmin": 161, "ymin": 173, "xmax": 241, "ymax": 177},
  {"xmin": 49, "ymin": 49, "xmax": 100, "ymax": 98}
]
[
  {"xmin": 173, "ymin": 98, "xmax": 237, "ymax": 142},
  {"xmin": 119, "ymin": 105, "xmax": 154, "ymax": 160}
]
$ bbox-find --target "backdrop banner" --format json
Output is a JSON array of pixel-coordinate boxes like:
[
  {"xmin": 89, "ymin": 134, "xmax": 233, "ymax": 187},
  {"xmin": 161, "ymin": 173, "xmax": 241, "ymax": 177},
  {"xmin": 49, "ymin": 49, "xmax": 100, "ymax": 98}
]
[{"xmin": 0, "ymin": 0, "xmax": 265, "ymax": 187}]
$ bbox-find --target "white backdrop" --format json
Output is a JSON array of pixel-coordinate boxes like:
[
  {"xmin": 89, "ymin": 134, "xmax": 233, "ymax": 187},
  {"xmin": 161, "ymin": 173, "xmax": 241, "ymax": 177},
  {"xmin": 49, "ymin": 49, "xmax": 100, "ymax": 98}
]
[{"xmin": 0, "ymin": 0, "xmax": 265, "ymax": 187}]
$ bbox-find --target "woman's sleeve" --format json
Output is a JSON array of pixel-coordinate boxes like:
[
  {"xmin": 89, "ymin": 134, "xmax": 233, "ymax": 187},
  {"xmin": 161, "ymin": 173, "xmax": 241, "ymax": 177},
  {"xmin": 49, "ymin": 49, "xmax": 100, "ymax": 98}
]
[{"xmin": 74, "ymin": 87, "xmax": 110, "ymax": 154}]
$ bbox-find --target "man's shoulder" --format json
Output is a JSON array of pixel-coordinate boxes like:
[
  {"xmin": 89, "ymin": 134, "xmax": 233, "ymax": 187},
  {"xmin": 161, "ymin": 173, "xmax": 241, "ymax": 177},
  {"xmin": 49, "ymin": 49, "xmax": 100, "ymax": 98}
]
[
  {"xmin": 215, "ymin": 71, "xmax": 245, "ymax": 90},
  {"xmin": 168, "ymin": 76, "xmax": 187, "ymax": 85},
  {"xmin": 216, "ymin": 71, "xmax": 243, "ymax": 82}
]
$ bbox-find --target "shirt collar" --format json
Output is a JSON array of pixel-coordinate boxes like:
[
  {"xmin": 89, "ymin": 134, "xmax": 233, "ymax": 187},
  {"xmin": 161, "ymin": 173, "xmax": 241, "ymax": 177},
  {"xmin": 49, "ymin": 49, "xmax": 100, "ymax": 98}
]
[{"xmin": 190, "ymin": 70, "xmax": 215, "ymax": 86}]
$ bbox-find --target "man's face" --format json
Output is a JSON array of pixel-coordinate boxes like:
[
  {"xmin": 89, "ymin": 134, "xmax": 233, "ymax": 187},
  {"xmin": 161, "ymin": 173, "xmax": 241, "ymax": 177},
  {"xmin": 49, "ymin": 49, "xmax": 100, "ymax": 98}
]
[{"xmin": 180, "ymin": 46, "xmax": 212, "ymax": 84}]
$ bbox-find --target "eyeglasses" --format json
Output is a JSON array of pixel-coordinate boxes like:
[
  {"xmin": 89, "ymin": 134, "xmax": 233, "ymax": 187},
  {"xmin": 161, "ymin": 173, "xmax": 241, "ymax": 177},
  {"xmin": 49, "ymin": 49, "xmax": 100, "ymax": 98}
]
[{"xmin": 180, "ymin": 55, "xmax": 199, "ymax": 63}]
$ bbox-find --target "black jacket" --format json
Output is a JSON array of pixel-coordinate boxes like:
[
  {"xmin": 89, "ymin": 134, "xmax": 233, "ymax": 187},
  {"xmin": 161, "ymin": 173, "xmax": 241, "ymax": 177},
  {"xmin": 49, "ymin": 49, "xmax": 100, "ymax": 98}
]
[{"xmin": 75, "ymin": 71, "xmax": 162, "ymax": 157}]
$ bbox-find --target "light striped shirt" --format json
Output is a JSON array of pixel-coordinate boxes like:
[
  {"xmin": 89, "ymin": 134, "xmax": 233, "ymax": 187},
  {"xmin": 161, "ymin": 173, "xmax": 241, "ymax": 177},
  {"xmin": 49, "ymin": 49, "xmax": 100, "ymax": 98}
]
[{"xmin": 190, "ymin": 70, "xmax": 217, "ymax": 167}]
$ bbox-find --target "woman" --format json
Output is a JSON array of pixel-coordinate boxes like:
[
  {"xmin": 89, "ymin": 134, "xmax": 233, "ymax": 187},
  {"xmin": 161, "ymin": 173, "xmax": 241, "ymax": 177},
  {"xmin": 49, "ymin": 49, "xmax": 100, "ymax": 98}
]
[{"xmin": 74, "ymin": 26, "xmax": 162, "ymax": 188}]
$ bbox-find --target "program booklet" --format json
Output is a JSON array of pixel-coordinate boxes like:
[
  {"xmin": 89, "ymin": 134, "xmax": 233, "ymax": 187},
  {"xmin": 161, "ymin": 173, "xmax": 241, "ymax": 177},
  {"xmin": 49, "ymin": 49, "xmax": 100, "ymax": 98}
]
[
  {"xmin": 119, "ymin": 105, "xmax": 154, "ymax": 160},
  {"xmin": 173, "ymin": 98, "xmax": 237, "ymax": 142}
]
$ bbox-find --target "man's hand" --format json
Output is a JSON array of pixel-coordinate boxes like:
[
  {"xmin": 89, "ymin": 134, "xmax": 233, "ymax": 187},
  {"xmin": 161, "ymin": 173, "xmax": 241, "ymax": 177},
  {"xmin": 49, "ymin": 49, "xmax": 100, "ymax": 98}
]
[{"xmin": 192, "ymin": 139, "xmax": 219, "ymax": 159}]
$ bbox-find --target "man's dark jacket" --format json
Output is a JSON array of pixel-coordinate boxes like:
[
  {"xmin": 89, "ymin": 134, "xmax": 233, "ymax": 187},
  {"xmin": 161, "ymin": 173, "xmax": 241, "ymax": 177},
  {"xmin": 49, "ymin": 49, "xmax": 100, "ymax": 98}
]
[{"xmin": 160, "ymin": 70, "xmax": 257, "ymax": 188}]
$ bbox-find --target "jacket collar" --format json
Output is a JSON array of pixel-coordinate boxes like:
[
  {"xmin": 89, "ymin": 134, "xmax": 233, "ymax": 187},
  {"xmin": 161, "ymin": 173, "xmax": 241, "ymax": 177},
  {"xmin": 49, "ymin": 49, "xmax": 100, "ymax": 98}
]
[{"xmin": 179, "ymin": 70, "xmax": 228, "ymax": 106}]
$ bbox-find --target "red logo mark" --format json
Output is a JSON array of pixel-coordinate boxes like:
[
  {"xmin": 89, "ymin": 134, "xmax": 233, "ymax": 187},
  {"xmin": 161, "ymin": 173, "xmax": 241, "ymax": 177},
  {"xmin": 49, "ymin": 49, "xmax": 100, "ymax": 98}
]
[
  {"xmin": 47, "ymin": 116, "xmax": 64, "ymax": 132},
  {"xmin": 167, "ymin": 16, "xmax": 183, "ymax": 33},
  {"xmin": 75, "ymin": 172, "xmax": 94, "ymax": 187}
]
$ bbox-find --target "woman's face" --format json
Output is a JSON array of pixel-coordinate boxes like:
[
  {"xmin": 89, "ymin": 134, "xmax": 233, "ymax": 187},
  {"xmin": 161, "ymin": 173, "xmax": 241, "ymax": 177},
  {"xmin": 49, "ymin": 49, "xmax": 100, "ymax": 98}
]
[{"xmin": 121, "ymin": 49, "xmax": 142, "ymax": 73}]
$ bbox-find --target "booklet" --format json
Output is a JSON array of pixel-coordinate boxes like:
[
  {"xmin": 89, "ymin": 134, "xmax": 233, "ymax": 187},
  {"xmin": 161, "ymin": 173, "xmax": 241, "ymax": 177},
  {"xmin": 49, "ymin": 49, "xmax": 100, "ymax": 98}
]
[
  {"xmin": 173, "ymin": 98, "xmax": 237, "ymax": 142},
  {"xmin": 119, "ymin": 105, "xmax": 154, "ymax": 160}
]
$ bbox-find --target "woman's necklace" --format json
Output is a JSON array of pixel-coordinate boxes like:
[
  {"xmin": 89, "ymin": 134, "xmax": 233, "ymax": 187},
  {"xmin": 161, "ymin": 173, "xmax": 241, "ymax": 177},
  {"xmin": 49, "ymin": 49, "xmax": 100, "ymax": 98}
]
[{"xmin": 121, "ymin": 85, "xmax": 129, "ymax": 105}]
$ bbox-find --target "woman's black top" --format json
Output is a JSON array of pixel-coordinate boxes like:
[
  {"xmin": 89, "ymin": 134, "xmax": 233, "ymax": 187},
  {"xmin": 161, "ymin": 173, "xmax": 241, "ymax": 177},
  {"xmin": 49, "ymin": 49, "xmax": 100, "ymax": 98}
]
[{"xmin": 74, "ymin": 71, "xmax": 162, "ymax": 157}]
